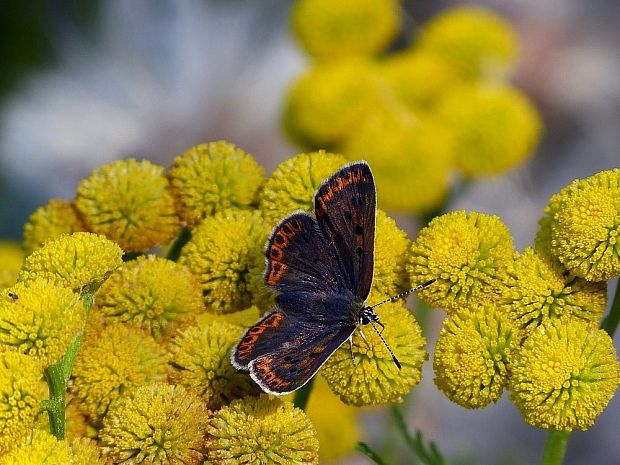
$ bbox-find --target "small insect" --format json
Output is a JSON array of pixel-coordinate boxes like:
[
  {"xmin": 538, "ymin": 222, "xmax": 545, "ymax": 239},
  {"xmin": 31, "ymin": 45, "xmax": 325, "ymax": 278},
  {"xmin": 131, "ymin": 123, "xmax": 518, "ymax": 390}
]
[
  {"xmin": 7, "ymin": 292, "xmax": 18, "ymax": 301},
  {"xmin": 232, "ymin": 162, "xmax": 434, "ymax": 395}
]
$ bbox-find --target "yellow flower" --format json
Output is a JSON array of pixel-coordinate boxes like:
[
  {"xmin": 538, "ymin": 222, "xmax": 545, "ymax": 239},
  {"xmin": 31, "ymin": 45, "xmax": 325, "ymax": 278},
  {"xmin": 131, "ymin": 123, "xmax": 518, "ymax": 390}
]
[
  {"xmin": 283, "ymin": 60, "xmax": 379, "ymax": 148},
  {"xmin": 379, "ymin": 50, "xmax": 458, "ymax": 110},
  {"xmin": 100, "ymin": 383, "xmax": 209, "ymax": 464},
  {"xmin": 167, "ymin": 320, "xmax": 260, "ymax": 409},
  {"xmin": 534, "ymin": 190, "xmax": 562, "ymax": 260},
  {"xmin": 70, "ymin": 438, "xmax": 107, "ymax": 465},
  {"xmin": 0, "ymin": 279, "xmax": 84, "ymax": 365},
  {"xmin": 258, "ymin": 151, "xmax": 348, "ymax": 225},
  {"xmin": 343, "ymin": 112, "xmax": 454, "ymax": 212},
  {"xmin": 500, "ymin": 248, "xmax": 607, "ymax": 334},
  {"xmin": 205, "ymin": 396, "xmax": 319, "ymax": 465},
  {"xmin": 197, "ymin": 305, "xmax": 262, "ymax": 328},
  {"xmin": 0, "ymin": 352, "xmax": 47, "ymax": 454},
  {"xmin": 291, "ymin": 0, "xmax": 400, "ymax": 60},
  {"xmin": 510, "ymin": 319, "xmax": 620, "ymax": 431},
  {"xmin": 0, "ymin": 429, "xmax": 73, "ymax": 465},
  {"xmin": 436, "ymin": 83, "xmax": 542, "ymax": 177},
  {"xmin": 71, "ymin": 322, "xmax": 166, "ymax": 424},
  {"xmin": 75, "ymin": 159, "xmax": 181, "ymax": 252},
  {"xmin": 434, "ymin": 304, "xmax": 518, "ymax": 408},
  {"xmin": 372, "ymin": 211, "xmax": 411, "ymax": 296},
  {"xmin": 540, "ymin": 169, "xmax": 620, "ymax": 281},
  {"xmin": 168, "ymin": 141, "xmax": 265, "ymax": 228},
  {"xmin": 22, "ymin": 199, "xmax": 85, "ymax": 254},
  {"xmin": 180, "ymin": 209, "xmax": 270, "ymax": 313},
  {"xmin": 96, "ymin": 255, "xmax": 204, "ymax": 340},
  {"xmin": 0, "ymin": 241, "xmax": 23, "ymax": 290},
  {"xmin": 408, "ymin": 211, "xmax": 514, "ymax": 314},
  {"xmin": 18, "ymin": 232, "xmax": 123, "ymax": 293},
  {"xmin": 416, "ymin": 5, "xmax": 518, "ymax": 80},
  {"xmin": 321, "ymin": 297, "xmax": 427, "ymax": 406},
  {"xmin": 306, "ymin": 376, "xmax": 360, "ymax": 462}
]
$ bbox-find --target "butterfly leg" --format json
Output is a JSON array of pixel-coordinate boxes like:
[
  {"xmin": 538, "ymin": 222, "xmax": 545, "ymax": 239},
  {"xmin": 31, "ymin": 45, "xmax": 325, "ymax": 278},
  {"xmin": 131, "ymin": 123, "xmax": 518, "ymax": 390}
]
[
  {"xmin": 376, "ymin": 320, "xmax": 385, "ymax": 335},
  {"xmin": 348, "ymin": 334, "xmax": 357, "ymax": 366},
  {"xmin": 357, "ymin": 327, "xmax": 373, "ymax": 350}
]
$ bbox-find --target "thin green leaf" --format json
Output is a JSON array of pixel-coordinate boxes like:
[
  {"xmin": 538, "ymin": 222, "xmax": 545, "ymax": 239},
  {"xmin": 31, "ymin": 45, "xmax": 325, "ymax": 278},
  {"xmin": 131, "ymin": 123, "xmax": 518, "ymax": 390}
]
[{"xmin": 356, "ymin": 442, "xmax": 390, "ymax": 465}]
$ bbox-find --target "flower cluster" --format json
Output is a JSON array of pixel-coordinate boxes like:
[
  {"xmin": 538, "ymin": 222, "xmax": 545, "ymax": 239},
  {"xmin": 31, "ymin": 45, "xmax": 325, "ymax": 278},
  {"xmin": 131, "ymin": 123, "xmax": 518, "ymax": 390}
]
[
  {"xmin": 409, "ymin": 168, "xmax": 619, "ymax": 431},
  {"xmin": 0, "ymin": 137, "xmax": 432, "ymax": 463},
  {"xmin": 285, "ymin": 2, "xmax": 543, "ymax": 212}
]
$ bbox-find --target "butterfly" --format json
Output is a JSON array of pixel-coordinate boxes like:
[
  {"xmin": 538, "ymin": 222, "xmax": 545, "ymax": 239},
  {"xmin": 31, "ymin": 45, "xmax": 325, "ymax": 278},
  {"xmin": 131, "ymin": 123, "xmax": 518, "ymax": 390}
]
[{"xmin": 231, "ymin": 162, "xmax": 434, "ymax": 395}]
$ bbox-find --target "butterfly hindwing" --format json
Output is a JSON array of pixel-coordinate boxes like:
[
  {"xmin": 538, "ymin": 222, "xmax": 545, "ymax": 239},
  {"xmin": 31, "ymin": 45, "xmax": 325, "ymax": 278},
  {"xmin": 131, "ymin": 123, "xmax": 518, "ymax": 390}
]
[
  {"xmin": 264, "ymin": 212, "xmax": 347, "ymax": 296},
  {"xmin": 314, "ymin": 162, "xmax": 376, "ymax": 300},
  {"xmin": 248, "ymin": 321, "xmax": 355, "ymax": 394}
]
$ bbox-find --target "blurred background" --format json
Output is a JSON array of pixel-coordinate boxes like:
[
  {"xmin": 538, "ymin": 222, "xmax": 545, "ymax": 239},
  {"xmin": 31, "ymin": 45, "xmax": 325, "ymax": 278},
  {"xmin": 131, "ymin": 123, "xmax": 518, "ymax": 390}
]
[{"xmin": 0, "ymin": 1, "xmax": 618, "ymax": 464}]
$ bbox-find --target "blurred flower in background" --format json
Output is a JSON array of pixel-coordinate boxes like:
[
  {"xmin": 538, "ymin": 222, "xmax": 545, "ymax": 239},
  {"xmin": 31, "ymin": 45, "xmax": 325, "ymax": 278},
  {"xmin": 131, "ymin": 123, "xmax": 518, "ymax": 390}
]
[{"xmin": 0, "ymin": 1, "xmax": 619, "ymax": 465}]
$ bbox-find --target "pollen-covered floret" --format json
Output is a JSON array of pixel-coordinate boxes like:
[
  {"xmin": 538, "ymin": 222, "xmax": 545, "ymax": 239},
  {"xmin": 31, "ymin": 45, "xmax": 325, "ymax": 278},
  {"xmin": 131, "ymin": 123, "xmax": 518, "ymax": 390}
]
[
  {"xmin": 408, "ymin": 211, "xmax": 514, "ymax": 314},
  {"xmin": 510, "ymin": 319, "xmax": 620, "ymax": 431},
  {"xmin": 322, "ymin": 296, "xmax": 427, "ymax": 405},
  {"xmin": 205, "ymin": 396, "xmax": 319, "ymax": 465}
]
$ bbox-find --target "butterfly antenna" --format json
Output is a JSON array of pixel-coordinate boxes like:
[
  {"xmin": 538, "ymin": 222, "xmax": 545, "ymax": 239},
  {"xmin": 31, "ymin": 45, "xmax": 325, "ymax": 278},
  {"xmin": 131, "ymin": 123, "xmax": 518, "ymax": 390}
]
[
  {"xmin": 370, "ymin": 279, "xmax": 436, "ymax": 310},
  {"xmin": 369, "ymin": 321, "xmax": 401, "ymax": 370}
]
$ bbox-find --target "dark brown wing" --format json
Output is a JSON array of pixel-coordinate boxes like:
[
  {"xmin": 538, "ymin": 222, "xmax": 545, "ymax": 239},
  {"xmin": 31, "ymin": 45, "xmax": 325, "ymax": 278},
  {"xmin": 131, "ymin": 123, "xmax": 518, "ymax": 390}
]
[
  {"xmin": 264, "ymin": 212, "xmax": 349, "ymax": 296},
  {"xmin": 247, "ymin": 321, "xmax": 354, "ymax": 394},
  {"xmin": 314, "ymin": 162, "xmax": 376, "ymax": 300}
]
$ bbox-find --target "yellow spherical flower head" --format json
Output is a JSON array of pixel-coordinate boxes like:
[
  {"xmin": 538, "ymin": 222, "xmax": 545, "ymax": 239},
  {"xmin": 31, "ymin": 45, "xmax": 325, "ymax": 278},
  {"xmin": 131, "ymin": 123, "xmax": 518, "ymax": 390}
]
[
  {"xmin": 415, "ymin": 5, "xmax": 518, "ymax": 80},
  {"xmin": 180, "ymin": 209, "xmax": 270, "ymax": 313},
  {"xmin": 75, "ymin": 158, "xmax": 181, "ymax": 252},
  {"xmin": 70, "ymin": 438, "xmax": 107, "ymax": 465},
  {"xmin": 71, "ymin": 322, "xmax": 166, "ymax": 424},
  {"xmin": 380, "ymin": 50, "xmax": 458, "ymax": 111},
  {"xmin": 408, "ymin": 211, "xmax": 514, "ymax": 314},
  {"xmin": 437, "ymin": 83, "xmax": 542, "ymax": 177},
  {"xmin": 100, "ymin": 383, "xmax": 208, "ymax": 464},
  {"xmin": 96, "ymin": 255, "xmax": 204, "ymax": 340},
  {"xmin": 259, "ymin": 151, "xmax": 347, "ymax": 225},
  {"xmin": 168, "ymin": 141, "xmax": 265, "ymax": 228},
  {"xmin": 434, "ymin": 304, "xmax": 519, "ymax": 408},
  {"xmin": 291, "ymin": 0, "xmax": 399, "ymax": 60},
  {"xmin": 500, "ymin": 247, "xmax": 606, "ymax": 334},
  {"xmin": 321, "ymin": 297, "xmax": 427, "ymax": 406},
  {"xmin": 206, "ymin": 395, "xmax": 319, "ymax": 465},
  {"xmin": 306, "ymin": 376, "xmax": 360, "ymax": 462},
  {"xmin": 0, "ymin": 429, "xmax": 73, "ymax": 465},
  {"xmin": 167, "ymin": 320, "xmax": 260, "ymax": 409},
  {"xmin": 372, "ymin": 210, "xmax": 411, "ymax": 296},
  {"xmin": 0, "ymin": 279, "xmax": 84, "ymax": 365},
  {"xmin": 283, "ymin": 60, "xmax": 379, "ymax": 148},
  {"xmin": 22, "ymin": 199, "xmax": 85, "ymax": 254},
  {"xmin": 0, "ymin": 352, "xmax": 46, "ymax": 454},
  {"xmin": 534, "ymin": 191, "xmax": 562, "ymax": 260},
  {"xmin": 343, "ymin": 112, "xmax": 454, "ymax": 212},
  {"xmin": 0, "ymin": 241, "xmax": 23, "ymax": 290},
  {"xmin": 18, "ymin": 232, "xmax": 123, "ymax": 293},
  {"xmin": 543, "ymin": 169, "xmax": 620, "ymax": 281},
  {"xmin": 510, "ymin": 319, "xmax": 620, "ymax": 431}
]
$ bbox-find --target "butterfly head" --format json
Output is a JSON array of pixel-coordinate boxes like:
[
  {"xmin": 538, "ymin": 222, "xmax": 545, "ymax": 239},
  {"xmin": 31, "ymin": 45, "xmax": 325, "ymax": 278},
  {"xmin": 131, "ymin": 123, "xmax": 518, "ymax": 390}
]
[{"xmin": 358, "ymin": 306, "xmax": 380, "ymax": 326}]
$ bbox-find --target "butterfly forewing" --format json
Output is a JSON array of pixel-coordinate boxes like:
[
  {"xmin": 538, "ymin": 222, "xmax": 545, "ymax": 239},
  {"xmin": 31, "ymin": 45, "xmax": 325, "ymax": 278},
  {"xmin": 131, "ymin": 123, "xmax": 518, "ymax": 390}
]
[
  {"xmin": 314, "ymin": 162, "xmax": 376, "ymax": 300},
  {"xmin": 264, "ymin": 212, "xmax": 349, "ymax": 296}
]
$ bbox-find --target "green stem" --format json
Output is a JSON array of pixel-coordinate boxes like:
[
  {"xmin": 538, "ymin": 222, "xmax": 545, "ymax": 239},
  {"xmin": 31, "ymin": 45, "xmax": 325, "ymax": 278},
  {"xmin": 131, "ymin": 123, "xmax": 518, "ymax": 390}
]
[
  {"xmin": 600, "ymin": 278, "xmax": 620, "ymax": 337},
  {"xmin": 541, "ymin": 431, "xmax": 570, "ymax": 465},
  {"xmin": 166, "ymin": 227, "xmax": 191, "ymax": 262},
  {"xmin": 40, "ymin": 294, "xmax": 94, "ymax": 439},
  {"xmin": 293, "ymin": 376, "xmax": 315, "ymax": 410}
]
